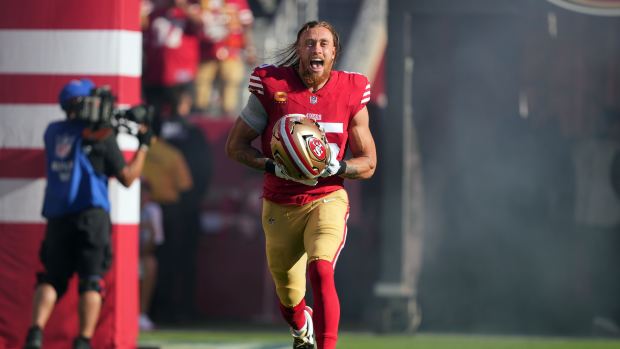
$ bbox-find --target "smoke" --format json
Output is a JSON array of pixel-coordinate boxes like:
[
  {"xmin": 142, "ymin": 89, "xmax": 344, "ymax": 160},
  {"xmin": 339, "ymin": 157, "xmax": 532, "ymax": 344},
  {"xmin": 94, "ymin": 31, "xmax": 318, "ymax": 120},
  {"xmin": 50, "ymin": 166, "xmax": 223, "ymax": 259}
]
[{"xmin": 409, "ymin": 12, "xmax": 586, "ymax": 335}]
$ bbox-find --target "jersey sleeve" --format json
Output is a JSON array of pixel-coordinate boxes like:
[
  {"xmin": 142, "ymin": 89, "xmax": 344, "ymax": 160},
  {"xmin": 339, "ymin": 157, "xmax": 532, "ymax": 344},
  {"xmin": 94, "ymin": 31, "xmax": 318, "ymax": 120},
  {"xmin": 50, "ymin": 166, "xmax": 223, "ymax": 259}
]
[
  {"xmin": 350, "ymin": 73, "xmax": 371, "ymax": 116},
  {"xmin": 248, "ymin": 65, "xmax": 267, "ymax": 99},
  {"xmin": 247, "ymin": 64, "xmax": 283, "ymax": 107},
  {"xmin": 240, "ymin": 93, "xmax": 268, "ymax": 133}
]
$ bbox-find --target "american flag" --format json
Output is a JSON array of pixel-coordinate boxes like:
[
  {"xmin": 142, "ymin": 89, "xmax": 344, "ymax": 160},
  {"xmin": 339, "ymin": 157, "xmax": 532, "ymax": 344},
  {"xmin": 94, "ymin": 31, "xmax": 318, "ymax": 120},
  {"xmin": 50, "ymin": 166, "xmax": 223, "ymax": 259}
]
[{"xmin": 0, "ymin": 1, "xmax": 142, "ymax": 348}]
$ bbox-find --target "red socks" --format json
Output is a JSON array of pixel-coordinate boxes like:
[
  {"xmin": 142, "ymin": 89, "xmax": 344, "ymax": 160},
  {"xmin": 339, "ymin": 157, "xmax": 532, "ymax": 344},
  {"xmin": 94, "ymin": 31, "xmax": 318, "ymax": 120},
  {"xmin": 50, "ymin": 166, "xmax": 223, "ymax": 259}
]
[
  {"xmin": 279, "ymin": 298, "xmax": 307, "ymax": 331},
  {"xmin": 309, "ymin": 259, "xmax": 339, "ymax": 349},
  {"xmin": 278, "ymin": 259, "xmax": 340, "ymax": 349}
]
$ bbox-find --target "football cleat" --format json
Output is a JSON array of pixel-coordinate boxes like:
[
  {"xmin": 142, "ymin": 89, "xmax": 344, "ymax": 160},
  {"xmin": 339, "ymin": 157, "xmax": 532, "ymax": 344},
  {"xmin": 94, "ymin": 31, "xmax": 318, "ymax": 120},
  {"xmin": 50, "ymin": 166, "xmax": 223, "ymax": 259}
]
[
  {"xmin": 271, "ymin": 114, "xmax": 330, "ymax": 181},
  {"xmin": 291, "ymin": 306, "xmax": 315, "ymax": 349}
]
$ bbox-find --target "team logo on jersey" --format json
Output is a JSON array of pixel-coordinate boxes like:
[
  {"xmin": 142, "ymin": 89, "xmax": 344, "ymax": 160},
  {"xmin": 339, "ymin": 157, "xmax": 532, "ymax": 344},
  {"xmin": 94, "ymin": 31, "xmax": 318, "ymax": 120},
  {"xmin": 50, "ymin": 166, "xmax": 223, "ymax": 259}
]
[
  {"xmin": 310, "ymin": 95, "xmax": 318, "ymax": 104},
  {"xmin": 274, "ymin": 91, "xmax": 287, "ymax": 103},
  {"xmin": 307, "ymin": 137, "xmax": 327, "ymax": 161},
  {"xmin": 55, "ymin": 135, "xmax": 75, "ymax": 159}
]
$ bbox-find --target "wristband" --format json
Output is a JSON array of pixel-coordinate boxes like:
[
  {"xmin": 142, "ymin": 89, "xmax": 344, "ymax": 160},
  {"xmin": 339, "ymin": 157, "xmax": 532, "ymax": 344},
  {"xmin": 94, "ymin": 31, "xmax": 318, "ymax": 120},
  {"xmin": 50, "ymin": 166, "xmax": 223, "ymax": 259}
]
[
  {"xmin": 139, "ymin": 144, "xmax": 149, "ymax": 152},
  {"xmin": 265, "ymin": 159, "xmax": 276, "ymax": 174},
  {"xmin": 336, "ymin": 160, "xmax": 347, "ymax": 175}
]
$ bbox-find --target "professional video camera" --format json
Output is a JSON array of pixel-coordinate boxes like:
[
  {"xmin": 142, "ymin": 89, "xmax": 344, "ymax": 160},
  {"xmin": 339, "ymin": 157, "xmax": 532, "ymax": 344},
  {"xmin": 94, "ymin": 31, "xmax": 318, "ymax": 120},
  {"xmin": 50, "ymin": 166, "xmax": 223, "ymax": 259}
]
[{"xmin": 72, "ymin": 86, "xmax": 153, "ymax": 136}]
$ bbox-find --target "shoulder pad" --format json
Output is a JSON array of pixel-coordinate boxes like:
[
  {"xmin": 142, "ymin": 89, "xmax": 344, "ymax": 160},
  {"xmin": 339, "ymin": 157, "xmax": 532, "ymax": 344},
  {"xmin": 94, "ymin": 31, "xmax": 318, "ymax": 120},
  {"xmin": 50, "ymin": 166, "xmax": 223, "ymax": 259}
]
[
  {"xmin": 249, "ymin": 65, "xmax": 293, "ymax": 96},
  {"xmin": 342, "ymin": 70, "xmax": 370, "ymax": 90},
  {"xmin": 340, "ymin": 71, "xmax": 371, "ymax": 107}
]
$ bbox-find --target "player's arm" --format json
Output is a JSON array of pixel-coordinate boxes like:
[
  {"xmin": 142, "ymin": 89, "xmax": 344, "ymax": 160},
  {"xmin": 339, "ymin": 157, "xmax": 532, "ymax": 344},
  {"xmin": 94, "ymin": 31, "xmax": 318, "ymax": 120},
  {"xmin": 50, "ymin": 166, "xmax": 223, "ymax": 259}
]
[
  {"xmin": 342, "ymin": 106, "xmax": 376, "ymax": 179},
  {"xmin": 225, "ymin": 117, "xmax": 270, "ymax": 171}
]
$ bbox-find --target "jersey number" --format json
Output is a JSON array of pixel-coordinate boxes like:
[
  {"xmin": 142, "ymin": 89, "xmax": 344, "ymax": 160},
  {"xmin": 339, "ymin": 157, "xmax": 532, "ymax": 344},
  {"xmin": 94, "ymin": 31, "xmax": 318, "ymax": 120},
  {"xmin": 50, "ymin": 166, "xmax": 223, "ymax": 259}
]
[{"xmin": 151, "ymin": 17, "xmax": 184, "ymax": 48}]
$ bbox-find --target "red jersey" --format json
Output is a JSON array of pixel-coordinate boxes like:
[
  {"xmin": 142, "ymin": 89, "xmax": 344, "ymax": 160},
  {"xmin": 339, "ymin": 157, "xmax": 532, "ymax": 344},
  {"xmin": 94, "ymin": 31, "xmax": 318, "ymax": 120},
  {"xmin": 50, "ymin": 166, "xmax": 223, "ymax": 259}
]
[
  {"xmin": 143, "ymin": 6, "xmax": 200, "ymax": 87},
  {"xmin": 248, "ymin": 65, "xmax": 371, "ymax": 205},
  {"xmin": 200, "ymin": 0, "xmax": 253, "ymax": 61}
]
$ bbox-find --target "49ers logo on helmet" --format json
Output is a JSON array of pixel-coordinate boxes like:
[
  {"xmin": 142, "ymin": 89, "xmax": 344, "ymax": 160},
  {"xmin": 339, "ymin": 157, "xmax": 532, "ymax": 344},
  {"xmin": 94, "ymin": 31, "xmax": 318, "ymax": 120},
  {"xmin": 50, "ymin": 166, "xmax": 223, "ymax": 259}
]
[
  {"xmin": 307, "ymin": 137, "xmax": 327, "ymax": 161},
  {"xmin": 270, "ymin": 114, "xmax": 330, "ymax": 180}
]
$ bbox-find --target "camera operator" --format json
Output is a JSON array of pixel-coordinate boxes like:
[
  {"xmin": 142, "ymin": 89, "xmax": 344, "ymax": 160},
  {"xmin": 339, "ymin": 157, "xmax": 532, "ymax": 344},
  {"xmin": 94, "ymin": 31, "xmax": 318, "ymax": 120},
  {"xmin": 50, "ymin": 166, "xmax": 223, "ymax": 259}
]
[{"xmin": 23, "ymin": 79, "xmax": 152, "ymax": 349}]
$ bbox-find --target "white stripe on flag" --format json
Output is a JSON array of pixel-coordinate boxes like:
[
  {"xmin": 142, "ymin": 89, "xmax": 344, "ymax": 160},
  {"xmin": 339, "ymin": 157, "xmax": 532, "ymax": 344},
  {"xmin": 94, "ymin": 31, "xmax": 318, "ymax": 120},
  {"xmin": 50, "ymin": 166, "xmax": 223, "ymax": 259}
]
[
  {"xmin": 116, "ymin": 132, "xmax": 139, "ymax": 151},
  {"xmin": 108, "ymin": 179, "xmax": 141, "ymax": 224},
  {"xmin": 0, "ymin": 104, "xmax": 138, "ymax": 150},
  {"xmin": 0, "ymin": 30, "xmax": 142, "ymax": 76},
  {"xmin": 0, "ymin": 178, "xmax": 140, "ymax": 224},
  {"xmin": 0, "ymin": 105, "xmax": 63, "ymax": 148},
  {"xmin": 0, "ymin": 179, "xmax": 45, "ymax": 223}
]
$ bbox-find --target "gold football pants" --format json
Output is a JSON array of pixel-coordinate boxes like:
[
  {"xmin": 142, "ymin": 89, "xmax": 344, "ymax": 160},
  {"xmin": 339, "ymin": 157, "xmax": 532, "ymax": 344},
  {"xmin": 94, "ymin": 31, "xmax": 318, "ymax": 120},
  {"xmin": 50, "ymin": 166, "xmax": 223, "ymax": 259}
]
[
  {"xmin": 262, "ymin": 189, "xmax": 349, "ymax": 307},
  {"xmin": 195, "ymin": 58, "xmax": 245, "ymax": 114}
]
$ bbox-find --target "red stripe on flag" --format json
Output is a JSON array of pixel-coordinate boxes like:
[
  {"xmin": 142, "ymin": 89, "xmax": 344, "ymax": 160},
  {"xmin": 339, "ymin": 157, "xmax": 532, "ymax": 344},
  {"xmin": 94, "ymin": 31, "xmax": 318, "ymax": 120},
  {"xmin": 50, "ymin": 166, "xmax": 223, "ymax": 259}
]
[
  {"xmin": 0, "ymin": 0, "xmax": 141, "ymax": 31},
  {"xmin": 0, "ymin": 149, "xmax": 45, "ymax": 178},
  {"xmin": 0, "ymin": 222, "xmax": 138, "ymax": 349},
  {"xmin": 0, "ymin": 75, "xmax": 142, "ymax": 105},
  {"xmin": 0, "ymin": 149, "xmax": 136, "ymax": 179},
  {"xmin": 122, "ymin": 150, "xmax": 136, "ymax": 163},
  {"xmin": 0, "ymin": 222, "xmax": 44, "ymax": 349},
  {"xmin": 97, "ymin": 223, "xmax": 139, "ymax": 349}
]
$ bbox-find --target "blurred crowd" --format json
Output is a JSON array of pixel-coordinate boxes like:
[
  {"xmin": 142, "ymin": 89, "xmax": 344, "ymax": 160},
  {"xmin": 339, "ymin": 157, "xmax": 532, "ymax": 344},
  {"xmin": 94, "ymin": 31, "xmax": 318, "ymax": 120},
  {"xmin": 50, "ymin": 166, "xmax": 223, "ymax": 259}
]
[
  {"xmin": 141, "ymin": 0, "xmax": 258, "ymax": 122},
  {"xmin": 137, "ymin": 0, "xmax": 269, "ymax": 330}
]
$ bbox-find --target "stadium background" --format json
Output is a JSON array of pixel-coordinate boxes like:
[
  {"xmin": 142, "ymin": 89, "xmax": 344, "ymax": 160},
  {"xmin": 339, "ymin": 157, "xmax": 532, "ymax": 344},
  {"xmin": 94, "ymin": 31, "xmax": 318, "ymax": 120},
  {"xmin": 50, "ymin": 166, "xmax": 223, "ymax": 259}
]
[{"xmin": 2, "ymin": 0, "xmax": 620, "ymax": 348}]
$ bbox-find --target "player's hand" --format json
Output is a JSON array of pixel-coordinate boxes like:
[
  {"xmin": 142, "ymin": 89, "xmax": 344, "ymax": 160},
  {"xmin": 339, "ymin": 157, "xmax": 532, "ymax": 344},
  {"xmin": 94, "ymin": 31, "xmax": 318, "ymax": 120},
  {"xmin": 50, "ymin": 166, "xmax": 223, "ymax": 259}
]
[
  {"xmin": 267, "ymin": 159, "xmax": 317, "ymax": 186},
  {"xmin": 321, "ymin": 154, "xmax": 346, "ymax": 178},
  {"xmin": 275, "ymin": 162, "xmax": 318, "ymax": 186}
]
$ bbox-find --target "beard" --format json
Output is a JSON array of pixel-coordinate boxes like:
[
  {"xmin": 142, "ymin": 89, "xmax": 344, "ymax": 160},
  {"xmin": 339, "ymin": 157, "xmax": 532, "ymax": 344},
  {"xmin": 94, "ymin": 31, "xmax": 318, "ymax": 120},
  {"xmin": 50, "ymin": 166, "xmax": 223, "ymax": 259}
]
[{"xmin": 300, "ymin": 62, "xmax": 332, "ymax": 88}]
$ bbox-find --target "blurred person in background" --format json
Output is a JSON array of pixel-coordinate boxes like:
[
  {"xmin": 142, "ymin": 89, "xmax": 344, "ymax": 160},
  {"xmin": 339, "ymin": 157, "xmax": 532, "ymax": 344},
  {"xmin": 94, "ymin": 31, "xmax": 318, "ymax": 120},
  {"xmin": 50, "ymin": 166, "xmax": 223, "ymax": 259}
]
[
  {"xmin": 23, "ymin": 79, "xmax": 152, "ymax": 349},
  {"xmin": 194, "ymin": 0, "xmax": 256, "ymax": 118},
  {"xmin": 157, "ymin": 87, "xmax": 213, "ymax": 322},
  {"xmin": 138, "ymin": 180, "xmax": 165, "ymax": 331},
  {"xmin": 142, "ymin": 0, "xmax": 203, "ymax": 122},
  {"xmin": 225, "ymin": 21, "xmax": 376, "ymax": 349},
  {"xmin": 141, "ymin": 122, "xmax": 194, "ymax": 323}
]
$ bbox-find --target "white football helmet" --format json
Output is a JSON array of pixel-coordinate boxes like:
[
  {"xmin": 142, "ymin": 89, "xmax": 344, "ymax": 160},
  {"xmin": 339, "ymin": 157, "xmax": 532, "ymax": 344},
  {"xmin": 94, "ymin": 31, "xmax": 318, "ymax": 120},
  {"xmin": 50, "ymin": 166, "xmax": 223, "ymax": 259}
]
[{"xmin": 270, "ymin": 114, "xmax": 331, "ymax": 180}]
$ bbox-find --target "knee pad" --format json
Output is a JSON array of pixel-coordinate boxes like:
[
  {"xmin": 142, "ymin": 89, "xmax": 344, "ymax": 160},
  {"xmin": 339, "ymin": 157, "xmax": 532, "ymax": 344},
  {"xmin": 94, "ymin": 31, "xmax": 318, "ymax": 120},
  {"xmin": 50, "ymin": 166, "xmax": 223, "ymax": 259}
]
[
  {"xmin": 78, "ymin": 275, "xmax": 104, "ymax": 294},
  {"xmin": 37, "ymin": 272, "xmax": 69, "ymax": 299}
]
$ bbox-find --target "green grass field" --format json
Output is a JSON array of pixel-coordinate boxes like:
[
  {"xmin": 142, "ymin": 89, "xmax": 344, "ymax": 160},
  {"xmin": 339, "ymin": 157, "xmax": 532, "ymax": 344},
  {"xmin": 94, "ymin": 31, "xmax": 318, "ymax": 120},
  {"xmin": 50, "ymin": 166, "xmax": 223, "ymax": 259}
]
[{"xmin": 139, "ymin": 329, "xmax": 620, "ymax": 349}]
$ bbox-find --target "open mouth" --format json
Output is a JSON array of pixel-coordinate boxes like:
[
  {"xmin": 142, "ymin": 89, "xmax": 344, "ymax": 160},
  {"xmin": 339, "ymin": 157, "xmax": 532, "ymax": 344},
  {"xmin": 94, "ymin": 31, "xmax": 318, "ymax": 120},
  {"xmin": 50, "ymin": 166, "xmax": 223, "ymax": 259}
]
[{"xmin": 309, "ymin": 58, "xmax": 324, "ymax": 71}]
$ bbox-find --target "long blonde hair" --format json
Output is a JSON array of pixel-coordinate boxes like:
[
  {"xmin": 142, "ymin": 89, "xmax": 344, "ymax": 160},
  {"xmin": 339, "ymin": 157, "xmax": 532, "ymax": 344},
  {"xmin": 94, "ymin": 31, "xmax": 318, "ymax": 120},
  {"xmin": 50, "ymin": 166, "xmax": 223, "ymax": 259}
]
[{"xmin": 273, "ymin": 20, "xmax": 341, "ymax": 68}]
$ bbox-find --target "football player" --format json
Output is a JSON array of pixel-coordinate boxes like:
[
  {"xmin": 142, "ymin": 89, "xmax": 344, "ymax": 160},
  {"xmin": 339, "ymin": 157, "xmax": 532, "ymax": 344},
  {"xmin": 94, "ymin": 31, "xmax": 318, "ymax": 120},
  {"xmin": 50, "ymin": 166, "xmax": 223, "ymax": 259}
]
[{"xmin": 225, "ymin": 20, "xmax": 376, "ymax": 349}]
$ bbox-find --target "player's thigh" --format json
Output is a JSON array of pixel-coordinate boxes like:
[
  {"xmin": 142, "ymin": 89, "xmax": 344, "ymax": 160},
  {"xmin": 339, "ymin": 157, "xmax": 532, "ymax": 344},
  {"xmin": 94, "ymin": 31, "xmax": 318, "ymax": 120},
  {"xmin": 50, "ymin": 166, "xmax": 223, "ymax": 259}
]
[
  {"xmin": 197, "ymin": 60, "xmax": 219, "ymax": 82},
  {"xmin": 75, "ymin": 208, "xmax": 112, "ymax": 277},
  {"xmin": 220, "ymin": 58, "xmax": 245, "ymax": 85},
  {"xmin": 305, "ymin": 189, "xmax": 349, "ymax": 262},
  {"xmin": 262, "ymin": 199, "xmax": 309, "ymax": 273}
]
